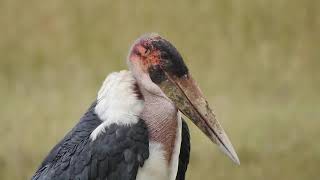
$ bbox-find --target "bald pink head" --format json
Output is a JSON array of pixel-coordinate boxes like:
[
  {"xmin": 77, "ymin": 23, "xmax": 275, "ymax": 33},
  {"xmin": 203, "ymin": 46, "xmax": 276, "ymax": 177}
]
[{"xmin": 128, "ymin": 34, "xmax": 163, "ymax": 72}]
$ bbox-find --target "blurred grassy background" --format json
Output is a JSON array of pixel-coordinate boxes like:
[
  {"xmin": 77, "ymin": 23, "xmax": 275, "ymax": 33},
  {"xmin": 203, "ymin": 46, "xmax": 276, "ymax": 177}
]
[{"xmin": 0, "ymin": 0, "xmax": 319, "ymax": 179}]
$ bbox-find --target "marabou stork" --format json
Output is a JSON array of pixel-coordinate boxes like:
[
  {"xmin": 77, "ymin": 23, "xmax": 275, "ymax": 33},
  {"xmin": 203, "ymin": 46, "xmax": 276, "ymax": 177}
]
[{"xmin": 32, "ymin": 33, "xmax": 239, "ymax": 180}]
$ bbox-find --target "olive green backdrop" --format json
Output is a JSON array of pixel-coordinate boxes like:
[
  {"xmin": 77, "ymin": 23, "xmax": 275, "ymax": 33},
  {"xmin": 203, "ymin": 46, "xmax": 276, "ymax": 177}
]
[{"xmin": 0, "ymin": 0, "xmax": 319, "ymax": 179}]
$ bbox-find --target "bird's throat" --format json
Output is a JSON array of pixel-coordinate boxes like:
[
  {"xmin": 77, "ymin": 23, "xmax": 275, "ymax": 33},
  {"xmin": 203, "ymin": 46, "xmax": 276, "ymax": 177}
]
[{"xmin": 139, "ymin": 87, "xmax": 179, "ymax": 163}]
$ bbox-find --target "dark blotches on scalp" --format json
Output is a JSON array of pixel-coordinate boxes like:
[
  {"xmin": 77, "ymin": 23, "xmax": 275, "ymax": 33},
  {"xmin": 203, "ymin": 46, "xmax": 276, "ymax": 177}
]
[{"xmin": 151, "ymin": 39, "xmax": 189, "ymax": 78}]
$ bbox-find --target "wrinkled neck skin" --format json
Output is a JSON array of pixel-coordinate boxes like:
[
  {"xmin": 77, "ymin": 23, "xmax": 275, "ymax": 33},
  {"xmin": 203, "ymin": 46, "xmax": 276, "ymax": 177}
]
[{"xmin": 133, "ymin": 69, "xmax": 178, "ymax": 163}]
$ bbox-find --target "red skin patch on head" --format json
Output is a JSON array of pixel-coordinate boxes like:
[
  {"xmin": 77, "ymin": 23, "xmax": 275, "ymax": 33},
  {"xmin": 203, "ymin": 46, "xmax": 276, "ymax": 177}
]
[
  {"xmin": 129, "ymin": 41, "xmax": 161, "ymax": 72},
  {"xmin": 142, "ymin": 50, "xmax": 160, "ymax": 65},
  {"xmin": 139, "ymin": 50, "xmax": 161, "ymax": 71}
]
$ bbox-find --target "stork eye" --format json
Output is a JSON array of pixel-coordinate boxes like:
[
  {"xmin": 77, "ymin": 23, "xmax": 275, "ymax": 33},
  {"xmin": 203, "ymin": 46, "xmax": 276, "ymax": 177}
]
[{"xmin": 148, "ymin": 65, "xmax": 166, "ymax": 84}]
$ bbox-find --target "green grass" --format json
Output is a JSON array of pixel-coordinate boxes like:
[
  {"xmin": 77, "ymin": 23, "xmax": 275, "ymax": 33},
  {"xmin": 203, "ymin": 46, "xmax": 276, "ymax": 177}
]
[{"xmin": 0, "ymin": 0, "xmax": 319, "ymax": 179}]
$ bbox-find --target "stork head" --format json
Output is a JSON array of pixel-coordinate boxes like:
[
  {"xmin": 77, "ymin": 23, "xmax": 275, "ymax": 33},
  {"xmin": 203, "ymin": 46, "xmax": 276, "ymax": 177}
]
[{"xmin": 128, "ymin": 33, "xmax": 240, "ymax": 165}]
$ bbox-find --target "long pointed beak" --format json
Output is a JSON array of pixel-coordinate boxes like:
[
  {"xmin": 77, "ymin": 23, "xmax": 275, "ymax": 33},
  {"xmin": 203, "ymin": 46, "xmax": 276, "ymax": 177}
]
[{"xmin": 158, "ymin": 73, "xmax": 240, "ymax": 165}]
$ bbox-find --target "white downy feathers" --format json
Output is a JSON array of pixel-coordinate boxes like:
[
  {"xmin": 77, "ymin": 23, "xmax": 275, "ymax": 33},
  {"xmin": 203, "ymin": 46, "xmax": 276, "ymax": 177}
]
[{"xmin": 90, "ymin": 70, "xmax": 144, "ymax": 141}]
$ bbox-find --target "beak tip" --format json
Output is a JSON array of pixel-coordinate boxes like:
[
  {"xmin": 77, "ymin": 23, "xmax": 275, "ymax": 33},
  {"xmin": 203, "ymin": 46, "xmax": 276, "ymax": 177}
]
[
  {"xmin": 227, "ymin": 145, "xmax": 240, "ymax": 165},
  {"xmin": 219, "ymin": 144, "xmax": 240, "ymax": 165},
  {"xmin": 232, "ymin": 153, "xmax": 241, "ymax": 165},
  {"xmin": 215, "ymin": 133, "xmax": 240, "ymax": 166}
]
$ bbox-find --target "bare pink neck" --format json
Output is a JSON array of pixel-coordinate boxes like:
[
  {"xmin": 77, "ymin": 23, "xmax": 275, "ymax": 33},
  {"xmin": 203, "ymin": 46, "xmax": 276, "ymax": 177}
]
[{"xmin": 139, "ymin": 88, "xmax": 178, "ymax": 163}]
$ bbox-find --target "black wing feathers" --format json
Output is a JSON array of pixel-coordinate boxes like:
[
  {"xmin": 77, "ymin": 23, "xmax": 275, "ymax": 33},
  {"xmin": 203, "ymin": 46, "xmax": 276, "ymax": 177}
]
[
  {"xmin": 176, "ymin": 119, "xmax": 190, "ymax": 180},
  {"xmin": 32, "ymin": 101, "xmax": 149, "ymax": 180}
]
